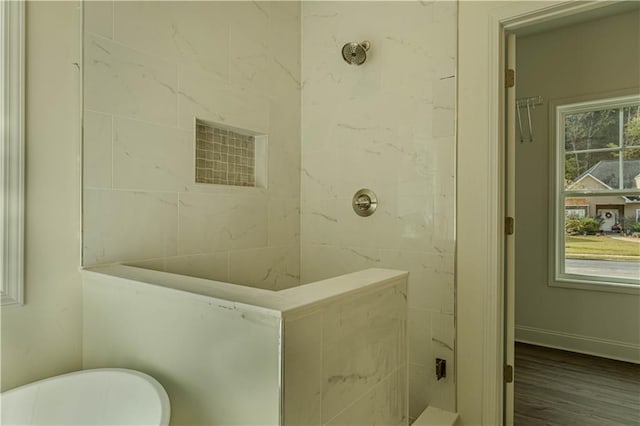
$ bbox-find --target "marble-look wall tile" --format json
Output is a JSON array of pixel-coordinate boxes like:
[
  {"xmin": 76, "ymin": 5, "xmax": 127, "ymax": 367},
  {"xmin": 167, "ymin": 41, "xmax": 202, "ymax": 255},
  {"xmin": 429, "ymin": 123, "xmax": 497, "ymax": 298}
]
[
  {"xmin": 434, "ymin": 76, "xmax": 456, "ymax": 110},
  {"xmin": 125, "ymin": 253, "xmax": 231, "ymax": 284},
  {"xmin": 301, "ymin": 150, "xmax": 341, "ymax": 200},
  {"xmin": 83, "ymin": 111, "xmax": 112, "ymax": 189},
  {"xmin": 178, "ymin": 192, "xmax": 268, "ymax": 255},
  {"xmin": 379, "ymin": 250, "xmax": 454, "ymax": 313},
  {"xmin": 127, "ymin": 258, "xmax": 166, "ymax": 273},
  {"xmin": 177, "ymin": 67, "xmax": 270, "ymax": 134},
  {"xmin": 83, "ymin": 274, "xmax": 282, "ymax": 425},
  {"xmin": 283, "ymin": 311, "xmax": 323, "ymax": 426},
  {"xmin": 83, "ymin": 2, "xmax": 301, "ymax": 281},
  {"xmin": 228, "ymin": 246, "xmax": 299, "ymax": 291},
  {"xmin": 432, "ymin": 107, "xmax": 456, "ymax": 138},
  {"xmin": 321, "ymin": 283, "xmax": 406, "ymax": 422},
  {"xmin": 267, "ymin": 138, "xmax": 301, "ymax": 198},
  {"xmin": 300, "ymin": 0, "xmax": 457, "ymax": 414},
  {"xmin": 113, "ymin": 1, "xmax": 229, "ymax": 80},
  {"xmin": 409, "ymin": 308, "xmax": 431, "ymax": 367},
  {"xmin": 268, "ymin": 197, "xmax": 300, "ymax": 248},
  {"xmin": 84, "ymin": 1, "xmax": 113, "ymax": 40},
  {"xmin": 302, "ymin": 192, "xmax": 440, "ymax": 253},
  {"xmin": 325, "ymin": 367, "xmax": 407, "ymax": 426},
  {"xmin": 228, "ymin": 2, "xmax": 270, "ymax": 97},
  {"xmin": 84, "ymin": 33, "xmax": 178, "ymax": 126},
  {"xmin": 407, "ymin": 308, "xmax": 455, "ymax": 414},
  {"xmin": 83, "ymin": 189, "xmax": 178, "ymax": 265},
  {"xmin": 113, "ymin": 117, "xmax": 193, "ymax": 192},
  {"xmin": 268, "ymin": 97, "xmax": 301, "ymax": 198},
  {"xmin": 164, "ymin": 253, "xmax": 229, "ymax": 283},
  {"xmin": 424, "ymin": 318, "xmax": 455, "ymax": 412},
  {"xmin": 300, "ymin": 199, "xmax": 343, "ymax": 247},
  {"xmin": 283, "ymin": 277, "xmax": 408, "ymax": 426},
  {"xmin": 300, "ymin": 244, "xmax": 382, "ymax": 284},
  {"xmin": 408, "ymin": 363, "xmax": 431, "ymax": 420},
  {"xmin": 267, "ymin": 3, "xmax": 302, "ymax": 101}
]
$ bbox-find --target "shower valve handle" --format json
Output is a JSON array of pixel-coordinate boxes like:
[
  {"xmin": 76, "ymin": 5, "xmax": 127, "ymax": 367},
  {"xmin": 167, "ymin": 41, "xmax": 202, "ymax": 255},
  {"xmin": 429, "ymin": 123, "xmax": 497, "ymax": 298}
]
[
  {"xmin": 352, "ymin": 189, "xmax": 378, "ymax": 217},
  {"xmin": 354, "ymin": 195, "xmax": 372, "ymax": 209}
]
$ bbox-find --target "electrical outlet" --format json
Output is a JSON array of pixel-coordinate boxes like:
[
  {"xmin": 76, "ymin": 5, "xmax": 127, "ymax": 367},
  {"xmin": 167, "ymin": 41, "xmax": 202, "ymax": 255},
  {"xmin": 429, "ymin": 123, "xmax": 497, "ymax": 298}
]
[{"xmin": 436, "ymin": 358, "xmax": 447, "ymax": 380}]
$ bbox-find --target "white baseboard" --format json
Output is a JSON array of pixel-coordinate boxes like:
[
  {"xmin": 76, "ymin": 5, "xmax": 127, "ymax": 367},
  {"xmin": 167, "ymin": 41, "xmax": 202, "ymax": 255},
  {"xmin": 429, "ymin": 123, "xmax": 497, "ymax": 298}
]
[{"xmin": 515, "ymin": 325, "xmax": 640, "ymax": 364}]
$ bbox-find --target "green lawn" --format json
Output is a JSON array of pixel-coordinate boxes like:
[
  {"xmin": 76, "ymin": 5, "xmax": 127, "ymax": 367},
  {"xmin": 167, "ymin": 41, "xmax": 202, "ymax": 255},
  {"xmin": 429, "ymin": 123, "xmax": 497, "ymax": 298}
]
[{"xmin": 565, "ymin": 236, "xmax": 640, "ymax": 261}]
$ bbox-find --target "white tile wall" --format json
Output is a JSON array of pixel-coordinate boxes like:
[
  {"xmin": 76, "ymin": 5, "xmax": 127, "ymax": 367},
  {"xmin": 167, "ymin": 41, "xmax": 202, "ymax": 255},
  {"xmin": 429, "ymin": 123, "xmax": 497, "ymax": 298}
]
[
  {"xmin": 83, "ymin": 270, "xmax": 282, "ymax": 425},
  {"xmin": 83, "ymin": 1, "xmax": 112, "ymax": 40},
  {"xmin": 83, "ymin": 189, "xmax": 178, "ymax": 265},
  {"xmin": 283, "ymin": 279, "xmax": 407, "ymax": 426},
  {"xmin": 177, "ymin": 192, "xmax": 268, "ymax": 254},
  {"xmin": 113, "ymin": 2, "xmax": 230, "ymax": 81},
  {"xmin": 84, "ymin": 33, "xmax": 178, "ymax": 126},
  {"xmin": 113, "ymin": 117, "xmax": 193, "ymax": 192},
  {"xmin": 164, "ymin": 252, "xmax": 229, "ymax": 282},
  {"xmin": 300, "ymin": 1, "xmax": 457, "ymax": 416},
  {"xmin": 83, "ymin": 1, "xmax": 301, "ymax": 291},
  {"xmin": 228, "ymin": 246, "xmax": 300, "ymax": 291},
  {"xmin": 283, "ymin": 311, "xmax": 323, "ymax": 425},
  {"xmin": 83, "ymin": 111, "xmax": 112, "ymax": 189}
]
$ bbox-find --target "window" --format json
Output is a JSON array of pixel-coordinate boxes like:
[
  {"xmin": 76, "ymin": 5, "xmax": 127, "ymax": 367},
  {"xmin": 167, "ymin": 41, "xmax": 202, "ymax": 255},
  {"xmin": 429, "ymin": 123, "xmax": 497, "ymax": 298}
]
[
  {"xmin": 565, "ymin": 206, "xmax": 587, "ymax": 218},
  {"xmin": 554, "ymin": 94, "xmax": 640, "ymax": 291},
  {"xmin": 1, "ymin": 1, "xmax": 25, "ymax": 305}
]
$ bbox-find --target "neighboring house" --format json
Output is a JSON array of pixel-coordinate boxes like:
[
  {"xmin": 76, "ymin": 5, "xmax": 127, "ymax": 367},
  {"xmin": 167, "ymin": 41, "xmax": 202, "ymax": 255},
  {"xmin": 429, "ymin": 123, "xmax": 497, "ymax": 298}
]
[{"xmin": 565, "ymin": 159, "xmax": 640, "ymax": 231}]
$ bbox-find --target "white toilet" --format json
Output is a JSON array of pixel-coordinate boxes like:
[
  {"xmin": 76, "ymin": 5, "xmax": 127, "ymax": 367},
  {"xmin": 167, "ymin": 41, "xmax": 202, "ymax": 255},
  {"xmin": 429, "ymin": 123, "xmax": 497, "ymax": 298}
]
[{"xmin": 0, "ymin": 368, "xmax": 170, "ymax": 425}]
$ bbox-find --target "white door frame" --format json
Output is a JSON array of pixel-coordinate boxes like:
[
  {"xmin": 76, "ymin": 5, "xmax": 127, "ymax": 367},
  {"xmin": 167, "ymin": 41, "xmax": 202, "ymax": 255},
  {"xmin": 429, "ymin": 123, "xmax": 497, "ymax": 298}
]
[{"xmin": 456, "ymin": 1, "xmax": 624, "ymax": 425}]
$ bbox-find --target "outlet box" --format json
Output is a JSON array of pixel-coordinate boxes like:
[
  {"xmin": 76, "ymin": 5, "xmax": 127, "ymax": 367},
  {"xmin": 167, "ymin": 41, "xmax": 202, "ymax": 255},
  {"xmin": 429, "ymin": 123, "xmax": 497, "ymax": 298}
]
[{"xmin": 436, "ymin": 358, "xmax": 447, "ymax": 380}]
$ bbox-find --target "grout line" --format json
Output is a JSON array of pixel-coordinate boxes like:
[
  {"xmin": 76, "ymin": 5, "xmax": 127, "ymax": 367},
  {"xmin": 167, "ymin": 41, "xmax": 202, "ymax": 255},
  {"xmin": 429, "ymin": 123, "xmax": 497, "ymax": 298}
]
[
  {"xmin": 86, "ymin": 28, "xmax": 176, "ymax": 71},
  {"xmin": 319, "ymin": 308, "xmax": 324, "ymax": 424},
  {"xmin": 110, "ymin": 113, "xmax": 114, "ymax": 189},
  {"xmin": 176, "ymin": 191, "xmax": 181, "ymax": 257},
  {"xmin": 84, "ymin": 108, "xmax": 187, "ymax": 133},
  {"xmin": 110, "ymin": 0, "xmax": 114, "ymax": 41}
]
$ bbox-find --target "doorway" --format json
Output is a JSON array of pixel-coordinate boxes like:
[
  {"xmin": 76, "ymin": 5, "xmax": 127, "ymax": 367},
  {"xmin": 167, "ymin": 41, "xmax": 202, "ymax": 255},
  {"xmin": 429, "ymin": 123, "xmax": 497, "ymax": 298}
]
[
  {"xmin": 507, "ymin": 3, "xmax": 640, "ymax": 425},
  {"xmin": 456, "ymin": 2, "xmax": 640, "ymax": 424}
]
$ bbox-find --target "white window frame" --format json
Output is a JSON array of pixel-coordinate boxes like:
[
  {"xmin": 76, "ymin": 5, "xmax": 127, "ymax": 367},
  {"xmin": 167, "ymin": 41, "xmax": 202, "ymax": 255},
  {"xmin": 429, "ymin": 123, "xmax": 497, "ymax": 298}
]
[
  {"xmin": 550, "ymin": 94, "xmax": 640, "ymax": 294},
  {"xmin": 564, "ymin": 206, "xmax": 587, "ymax": 218},
  {"xmin": 1, "ymin": 0, "xmax": 25, "ymax": 306}
]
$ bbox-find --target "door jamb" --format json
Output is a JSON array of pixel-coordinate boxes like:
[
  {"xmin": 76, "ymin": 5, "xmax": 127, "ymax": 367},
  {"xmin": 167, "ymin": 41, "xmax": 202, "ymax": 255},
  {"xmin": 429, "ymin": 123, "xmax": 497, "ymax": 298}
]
[{"xmin": 482, "ymin": 1, "xmax": 626, "ymax": 424}]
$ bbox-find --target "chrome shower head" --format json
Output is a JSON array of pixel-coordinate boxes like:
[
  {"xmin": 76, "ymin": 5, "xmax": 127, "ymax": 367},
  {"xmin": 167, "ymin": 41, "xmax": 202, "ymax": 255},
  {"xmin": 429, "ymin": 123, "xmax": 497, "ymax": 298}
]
[{"xmin": 341, "ymin": 41, "xmax": 370, "ymax": 66}]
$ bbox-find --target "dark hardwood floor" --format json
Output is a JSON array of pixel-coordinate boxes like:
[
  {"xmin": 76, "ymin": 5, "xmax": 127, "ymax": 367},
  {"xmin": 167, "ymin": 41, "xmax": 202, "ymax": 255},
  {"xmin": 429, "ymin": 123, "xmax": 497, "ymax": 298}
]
[{"xmin": 515, "ymin": 343, "xmax": 640, "ymax": 425}]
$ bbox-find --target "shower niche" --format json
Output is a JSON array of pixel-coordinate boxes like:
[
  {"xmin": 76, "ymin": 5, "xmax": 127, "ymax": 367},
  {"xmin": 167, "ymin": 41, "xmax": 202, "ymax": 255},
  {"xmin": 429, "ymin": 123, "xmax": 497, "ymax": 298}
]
[{"xmin": 195, "ymin": 118, "xmax": 268, "ymax": 188}]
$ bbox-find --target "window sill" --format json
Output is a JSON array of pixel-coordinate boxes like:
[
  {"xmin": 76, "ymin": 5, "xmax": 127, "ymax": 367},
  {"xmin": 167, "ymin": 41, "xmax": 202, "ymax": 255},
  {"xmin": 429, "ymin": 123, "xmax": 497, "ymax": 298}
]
[{"xmin": 550, "ymin": 275, "xmax": 640, "ymax": 295}]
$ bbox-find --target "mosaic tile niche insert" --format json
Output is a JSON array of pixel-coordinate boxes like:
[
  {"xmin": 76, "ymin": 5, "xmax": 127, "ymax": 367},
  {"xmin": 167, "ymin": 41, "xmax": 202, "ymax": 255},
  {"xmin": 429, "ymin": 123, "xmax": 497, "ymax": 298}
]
[{"xmin": 195, "ymin": 119, "xmax": 264, "ymax": 187}]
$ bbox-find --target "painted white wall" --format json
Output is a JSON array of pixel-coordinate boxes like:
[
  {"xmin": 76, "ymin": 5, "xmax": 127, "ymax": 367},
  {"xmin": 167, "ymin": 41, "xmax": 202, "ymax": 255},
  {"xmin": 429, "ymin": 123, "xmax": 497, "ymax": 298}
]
[
  {"xmin": 82, "ymin": 1, "xmax": 301, "ymax": 291},
  {"xmin": 300, "ymin": 1, "xmax": 457, "ymax": 418},
  {"xmin": 515, "ymin": 10, "xmax": 640, "ymax": 362},
  {"xmin": 1, "ymin": 1, "xmax": 83, "ymax": 391}
]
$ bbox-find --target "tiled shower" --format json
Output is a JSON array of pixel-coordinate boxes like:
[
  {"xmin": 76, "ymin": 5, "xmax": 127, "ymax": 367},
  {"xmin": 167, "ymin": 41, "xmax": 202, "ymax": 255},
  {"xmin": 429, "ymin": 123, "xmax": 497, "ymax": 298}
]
[{"xmin": 82, "ymin": 1, "xmax": 457, "ymax": 419}]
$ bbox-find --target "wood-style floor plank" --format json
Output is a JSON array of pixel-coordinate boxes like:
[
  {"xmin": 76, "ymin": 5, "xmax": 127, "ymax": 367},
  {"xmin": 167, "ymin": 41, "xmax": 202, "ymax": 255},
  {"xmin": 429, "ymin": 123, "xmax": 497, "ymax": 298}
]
[{"xmin": 514, "ymin": 343, "xmax": 640, "ymax": 426}]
